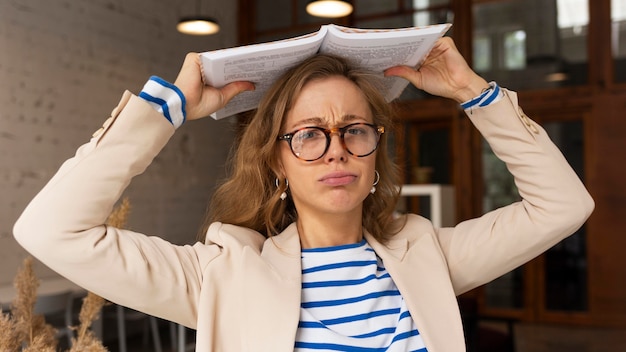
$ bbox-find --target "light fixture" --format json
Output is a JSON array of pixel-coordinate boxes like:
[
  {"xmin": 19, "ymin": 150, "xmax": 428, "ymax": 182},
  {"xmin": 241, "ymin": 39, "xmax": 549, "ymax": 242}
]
[
  {"xmin": 177, "ymin": 17, "xmax": 220, "ymax": 35},
  {"xmin": 545, "ymin": 72, "xmax": 568, "ymax": 83},
  {"xmin": 306, "ymin": 0, "xmax": 353, "ymax": 18},
  {"xmin": 177, "ymin": 0, "xmax": 220, "ymax": 35}
]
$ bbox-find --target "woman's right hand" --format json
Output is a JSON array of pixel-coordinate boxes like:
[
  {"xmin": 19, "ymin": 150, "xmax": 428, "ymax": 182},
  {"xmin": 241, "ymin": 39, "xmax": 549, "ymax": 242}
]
[{"xmin": 174, "ymin": 53, "xmax": 255, "ymax": 121}]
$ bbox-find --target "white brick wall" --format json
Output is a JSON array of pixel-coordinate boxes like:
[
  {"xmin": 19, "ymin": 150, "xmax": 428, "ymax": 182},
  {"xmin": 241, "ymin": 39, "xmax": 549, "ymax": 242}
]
[{"xmin": 0, "ymin": 0, "xmax": 238, "ymax": 284}]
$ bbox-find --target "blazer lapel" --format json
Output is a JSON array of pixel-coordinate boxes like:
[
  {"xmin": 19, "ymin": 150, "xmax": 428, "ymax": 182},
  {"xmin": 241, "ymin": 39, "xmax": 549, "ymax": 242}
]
[
  {"xmin": 243, "ymin": 223, "xmax": 302, "ymax": 351},
  {"xmin": 365, "ymin": 230, "xmax": 466, "ymax": 352},
  {"xmin": 262, "ymin": 223, "xmax": 302, "ymax": 281}
]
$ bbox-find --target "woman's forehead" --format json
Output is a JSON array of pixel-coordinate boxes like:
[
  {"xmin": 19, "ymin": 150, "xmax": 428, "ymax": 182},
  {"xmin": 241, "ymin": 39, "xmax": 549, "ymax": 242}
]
[{"xmin": 284, "ymin": 77, "xmax": 372, "ymax": 128}]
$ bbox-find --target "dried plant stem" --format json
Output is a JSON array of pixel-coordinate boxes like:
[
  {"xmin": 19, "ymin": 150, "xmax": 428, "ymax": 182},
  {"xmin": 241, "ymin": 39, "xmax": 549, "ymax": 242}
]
[
  {"xmin": 11, "ymin": 257, "xmax": 39, "ymax": 345},
  {"xmin": 76, "ymin": 293, "xmax": 105, "ymax": 340},
  {"xmin": 1, "ymin": 198, "xmax": 131, "ymax": 351},
  {"xmin": 106, "ymin": 197, "xmax": 131, "ymax": 228},
  {"xmin": 9, "ymin": 257, "xmax": 58, "ymax": 350},
  {"xmin": 0, "ymin": 310, "xmax": 20, "ymax": 351},
  {"xmin": 69, "ymin": 292, "xmax": 107, "ymax": 352}
]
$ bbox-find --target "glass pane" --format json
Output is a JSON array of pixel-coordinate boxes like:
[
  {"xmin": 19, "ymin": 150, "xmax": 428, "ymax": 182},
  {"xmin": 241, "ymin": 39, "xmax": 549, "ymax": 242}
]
[
  {"xmin": 398, "ymin": 125, "xmax": 450, "ymax": 220},
  {"xmin": 545, "ymin": 226, "xmax": 588, "ymax": 311},
  {"xmin": 482, "ymin": 139, "xmax": 524, "ymax": 309},
  {"xmin": 613, "ymin": 0, "xmax": 626, "ymax": 82},
  {"xmin": 400, "ymin": 125, "xmax": 451, "ymax": 185},
  {"xmin": 482, "ymin": 140, "xmax": 519, "ymax": 211},
  {"xmin": 473, "ymin": 0, "xmax": 589, "ymax": 90},
  {"xmin": 413, "ymin": 0, "xmax": 450, "ymax": 9},
  {"xmin": 474, "ymin": 35, "xmax": 492, "ymax": 73},
  {"xmin": 413, "ymin": 8, "xmax": 452, "ymax": 27},
  {"xmin": 416, "ymin": 128, "xmax": 450, "ymax": 185},
  {"xmin": 484, "ymin": 270, "xmax": 524, "ymax": 309},
  {"xmin": 503, "ymin": 30, "xmax": 526, "ymax": 70},
  {"xmin": 556, "ymin": 0, "xmax": 588, "ymax": 84},
  {"xmin": 543, "ymin": 120, "xmax": 587, "ymax": 311}
]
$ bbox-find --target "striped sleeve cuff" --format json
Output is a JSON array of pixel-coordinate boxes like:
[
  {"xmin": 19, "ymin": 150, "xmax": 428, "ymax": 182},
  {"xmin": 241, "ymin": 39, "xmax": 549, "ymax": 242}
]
[
  {"xmin": 139, "ymin": 76, "xmax": 187, "ymax": 129},
  {"xmin": 460, "ymin": 81, "xmax": 503, "ymax": 110}
]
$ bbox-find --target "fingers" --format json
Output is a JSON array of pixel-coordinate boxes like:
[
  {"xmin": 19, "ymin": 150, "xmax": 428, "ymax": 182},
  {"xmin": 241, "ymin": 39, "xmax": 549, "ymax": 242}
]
[
  {"xmin": 174, "ymin": 53, "xmax": 203, "ymax": 94},
  {"xmin": 184, "ymin": 78, "xmax": 254, "ymax": 121},
  {"xmin": 383, "ymin": 37, "xmax": 455, "ymax": 89},
  {"xmin": 432, "ymin": 36, "xmax": 456, "ymax": 53},
  {"xmin": 384, "ymin": 37, "xmax": 484, "ymax": 101},
  {"xmin": 384, "ymin": 65, "xmax": 423, "ymax": 90},
  {"xmin": 218, "ymin": 81, "xmax": 255, "ymax": 106}
]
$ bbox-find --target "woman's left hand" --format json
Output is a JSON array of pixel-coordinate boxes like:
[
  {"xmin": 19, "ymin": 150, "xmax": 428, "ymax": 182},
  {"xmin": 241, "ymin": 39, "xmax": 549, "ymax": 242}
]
[{"xmin": 384, "ymin": 37, "xmax": 489, "ymax": 103}]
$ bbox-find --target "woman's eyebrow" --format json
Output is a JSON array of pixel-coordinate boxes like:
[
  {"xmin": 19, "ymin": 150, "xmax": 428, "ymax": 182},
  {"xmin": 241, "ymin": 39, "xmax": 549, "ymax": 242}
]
[
  {"xmin": 293, "ymin": 117, "xmax": 325, "ymax": 127},
  {"xmin": 341, "ymin": 114, "xmax": 363, "ymax": 123},
  {"xmin": 290, "ymin": 114, "xmax": 367, "ymax": 129}
]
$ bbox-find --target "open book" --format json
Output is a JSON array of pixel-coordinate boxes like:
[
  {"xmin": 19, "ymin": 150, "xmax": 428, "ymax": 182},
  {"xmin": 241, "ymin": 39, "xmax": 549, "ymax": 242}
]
[{"xmin": 200, "ymin": 23, "xmax": 452, "ymax": 120}]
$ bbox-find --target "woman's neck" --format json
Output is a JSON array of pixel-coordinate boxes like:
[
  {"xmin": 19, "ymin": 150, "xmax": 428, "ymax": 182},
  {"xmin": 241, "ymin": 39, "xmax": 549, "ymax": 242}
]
[{"xmin": 297, "ymin": 212, "xmax": 363, "ymax": 249}]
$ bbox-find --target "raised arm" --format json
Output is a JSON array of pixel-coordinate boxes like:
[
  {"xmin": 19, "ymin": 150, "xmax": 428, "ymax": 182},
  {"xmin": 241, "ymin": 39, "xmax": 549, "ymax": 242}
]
[
  {"xmin": 12, "ymin": 54, "xmax": 253, "ymax": 326},
  {"xmin": 388, "ymin": 37, "xmax": 594, "ymax": 294}
]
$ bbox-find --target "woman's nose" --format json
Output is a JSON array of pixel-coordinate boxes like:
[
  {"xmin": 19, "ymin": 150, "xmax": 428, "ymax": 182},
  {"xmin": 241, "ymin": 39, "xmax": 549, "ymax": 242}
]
[{"xmin": 324, "ymin": 134, "xmax": 347, "ymax": 162}]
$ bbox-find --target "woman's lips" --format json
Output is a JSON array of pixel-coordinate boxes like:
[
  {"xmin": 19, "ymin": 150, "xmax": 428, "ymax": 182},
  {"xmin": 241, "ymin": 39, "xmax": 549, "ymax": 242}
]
[{"xmin": 319, "ymin": 172, "xmax": 357, "ymax": 186}]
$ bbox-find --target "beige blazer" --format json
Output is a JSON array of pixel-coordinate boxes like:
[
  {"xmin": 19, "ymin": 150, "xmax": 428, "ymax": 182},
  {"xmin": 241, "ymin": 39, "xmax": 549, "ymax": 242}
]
[{"xmin": 14, "ymin": 89, "xmax": 594, "ymax": 351}]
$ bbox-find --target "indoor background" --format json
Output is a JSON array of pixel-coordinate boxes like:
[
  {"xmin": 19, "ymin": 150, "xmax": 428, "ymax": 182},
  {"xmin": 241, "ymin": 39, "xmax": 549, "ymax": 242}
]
[{"xmin": 1, "ymin": 0, "xmax": 625, "ymax": 351}]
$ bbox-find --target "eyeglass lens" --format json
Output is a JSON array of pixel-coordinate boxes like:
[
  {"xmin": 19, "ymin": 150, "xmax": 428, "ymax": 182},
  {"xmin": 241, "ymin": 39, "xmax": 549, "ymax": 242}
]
[{"xmin": 289, "ymin": 123, "xmax": 381, "ymax": 161}]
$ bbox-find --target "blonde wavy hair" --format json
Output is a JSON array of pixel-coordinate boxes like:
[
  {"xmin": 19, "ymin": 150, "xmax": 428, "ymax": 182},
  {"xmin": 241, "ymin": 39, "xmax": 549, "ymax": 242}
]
[{"xmin": 201, "ymin": 54, "xmax": 404, "ymax": 243}]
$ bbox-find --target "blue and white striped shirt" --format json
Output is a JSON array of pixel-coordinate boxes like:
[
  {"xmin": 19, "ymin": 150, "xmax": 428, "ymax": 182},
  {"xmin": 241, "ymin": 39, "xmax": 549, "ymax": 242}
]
[
  {"xmin": 139, "ymin": 76, "xmax": 186, "ymax": 129},
  {"xmin": 460, "ymin": 81, "xmax": 502, "ymax": 110},
  {"xmin": 295, "ymin": 240, "xmax": 427, "ymax": 352}
]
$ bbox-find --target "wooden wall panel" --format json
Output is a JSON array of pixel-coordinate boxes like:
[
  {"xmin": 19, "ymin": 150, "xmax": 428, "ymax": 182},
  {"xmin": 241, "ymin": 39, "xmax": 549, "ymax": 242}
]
[{"xmin": 587, "ymin": 92, "xmax": 626, "ymax": 326}]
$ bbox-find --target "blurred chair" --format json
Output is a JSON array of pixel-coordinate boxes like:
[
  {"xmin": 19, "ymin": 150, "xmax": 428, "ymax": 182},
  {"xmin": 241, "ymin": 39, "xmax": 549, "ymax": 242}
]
[
  {"xmin": 34, "ymin": 290, "xmax": 74, "ymax": 347},
  {"xmin": 176, "ymin": 323, "xmax": 196, "ymax": 352},
  {"xmin": 115, "ymin": 305, "xmax": 163, "ymax": 352},
  {"xmin": 165, "ymin": 323, "xmax": 195, "ymax": 352}
]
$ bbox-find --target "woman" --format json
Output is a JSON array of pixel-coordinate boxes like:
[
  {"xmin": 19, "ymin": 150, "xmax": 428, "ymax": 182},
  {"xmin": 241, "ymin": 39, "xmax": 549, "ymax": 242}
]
[{"xmin": 14, "ymin": 37, "xmax": 594, "ymax": 351}]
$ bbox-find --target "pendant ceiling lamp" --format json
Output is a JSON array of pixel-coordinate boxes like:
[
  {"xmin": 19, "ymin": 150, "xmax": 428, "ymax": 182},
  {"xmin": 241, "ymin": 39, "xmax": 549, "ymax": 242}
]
[
  {"xmin": 306, "ymin": 0, "xmax": 353, "ymax": 18},
  {"xmin": 177, "ymin": 0, "xmax": 220, "ymax": 35}
]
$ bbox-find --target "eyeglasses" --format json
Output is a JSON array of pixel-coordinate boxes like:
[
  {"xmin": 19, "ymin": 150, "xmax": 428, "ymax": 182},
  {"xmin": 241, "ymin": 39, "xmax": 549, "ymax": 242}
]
[{"xmin": 278, "ymin": 122, "xmax": 384, "ymax": 161}]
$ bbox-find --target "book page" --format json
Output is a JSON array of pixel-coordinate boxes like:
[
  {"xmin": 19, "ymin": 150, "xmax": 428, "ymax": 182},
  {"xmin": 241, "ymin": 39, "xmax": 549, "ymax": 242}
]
[
  {"xmin": 200, "ymin": 29, "xmax": 327, "ymax": 119},
  {"xmin": 199, "ymin": 23, "xmax": 450, "ymax": 120},
  {"xmin": 321, "ymin": 23, "xmax": 451, "ymax": 102}
]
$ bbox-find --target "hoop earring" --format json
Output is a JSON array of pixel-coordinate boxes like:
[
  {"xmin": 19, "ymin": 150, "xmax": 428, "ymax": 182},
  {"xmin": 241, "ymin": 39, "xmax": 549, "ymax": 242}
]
[
  {"xmin": 276, "ymin": 178, "xmax": 289, "ymax": 200},
  {"xmin": 370, "ymin": 170, "xmax": 380, "ymax": 194}
]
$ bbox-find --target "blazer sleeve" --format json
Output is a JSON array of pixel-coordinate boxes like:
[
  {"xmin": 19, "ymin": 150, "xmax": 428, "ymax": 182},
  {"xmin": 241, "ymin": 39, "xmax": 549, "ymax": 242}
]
[
  {"xmin": 437, "ymin": 89, "xmax": 594, "ymax": 295},
  {"xmin": 13, "ymin": 91, "xmax": 219, "ymax": 327}
]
